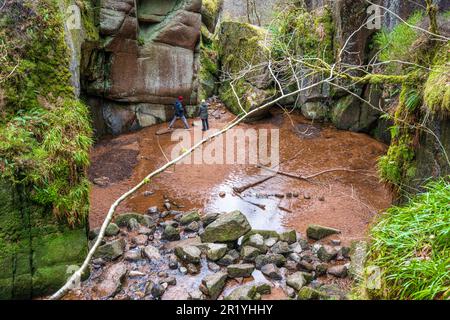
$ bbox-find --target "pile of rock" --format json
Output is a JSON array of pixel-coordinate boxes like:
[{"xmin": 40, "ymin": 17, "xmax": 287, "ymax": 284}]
[{"xmin": 87, "ymin": 209, "xmax": 352, "ymax": 300}]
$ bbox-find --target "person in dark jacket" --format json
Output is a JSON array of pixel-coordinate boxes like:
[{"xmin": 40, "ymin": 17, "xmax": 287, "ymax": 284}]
[
  {"xmin": 168, "ymin": 96, "xmax": 189, "ymax": 129},
  {"xmin": 199, "ymin": 99, "xmax": 209, "ymax": 131}
]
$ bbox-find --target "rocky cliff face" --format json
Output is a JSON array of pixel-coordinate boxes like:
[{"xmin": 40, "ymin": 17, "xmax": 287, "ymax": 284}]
[{"xmin": 84, "ymin": 0, "xmax": 202, "ymax": 135}]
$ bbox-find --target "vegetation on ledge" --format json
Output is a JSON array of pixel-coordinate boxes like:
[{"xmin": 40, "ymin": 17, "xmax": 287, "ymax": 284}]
[
  {"xmin": 361, "ymin": 179, "xmax": 450, "ymax": 300},
  {"xmin": 0, "ymin": 0, "xmax": 93, "ymax": 226}
]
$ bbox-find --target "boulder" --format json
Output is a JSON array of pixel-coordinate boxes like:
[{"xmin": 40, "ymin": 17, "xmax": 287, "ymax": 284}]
[
  {"xmin": 286, "ymin": 272, "xmax": 306, "ymax": 291},
  {"xmin": 255, "ymin": 254, "xmax": 286, "ymax": 269},
  {"xmin": 271, "ymin": 241, "xmax": 290, "ymax": 255},
  {"xmin": 301, "ymin": 101, "xmax": 328, "ymax": 121},
  {"xmin": 200, "ymin": 211, "xmax": 251, "ymax": 243},
  {"xmin": 201, "ymin": 212, "xmax": 219, "ymax": 226},
  {"xmin": 163, "ymin": 225, "xmax": 181, "ymax": 241},
  {"xmin": 105, "ymin": 223, "xmax": 120, "ymax": 236},
  {"xmin": 179, "ymin": 211, "xmax": 201, "ymax": 225},
  {"xmin": 115, "ymin": 213, "xmax": 154, "ymax": 228},
  {"xmin": 260, "ymin": 264, "xmax": 282, "ymax": 280},
  {"xmin": 217, "ymin": 249, "xmax": 240, "ymax": 266},
  {"xmin": 317, "ymin": 245, "xmax": 339, "ymax": 262},
  {"xmin": 199, "ymin": 272, "xmax": 228, "ymax": 300},
  {"xmin": 225, "ymin": 285, "xmax": 258, "ymax": 300},
  {"xmin": 227, "ymin": 264, "xmax": 255, "ymax": 278},
  {"xmin": 175, "ymin": 245, "xmax": 202, "ymax": 264},
  {"xmin": 205, "ymin": 243, "xmax": 228, "ymax": 261},
  {"xmin": 94, "ymin": 238, "xmax": 125, "ymax": 261},
  {"xmin": 240, "ymin": 246, "xmax": 261, "ymax": 262},
  {"xmin": 245, "ymin": 234, "xmax": 268, "ymax": 253},
  {"xmin": 306, "ymin": 224, "xmax": 341, "ymax": 240},
  {"xmin": 327, "ymin": 264, "xmax": 349, "ymax": 278},
  {"xmin": 297, "ymin": 287, "xmax": 324, "ymax": 300},
  {"xmin": 124, "ymin": 248, "xmax": 143, "ymax": 261}
]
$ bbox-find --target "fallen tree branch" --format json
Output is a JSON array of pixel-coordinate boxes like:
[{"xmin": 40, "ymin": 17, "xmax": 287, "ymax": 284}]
[
  {"xmin": 257, "ymin": 164, "xmax": 378, "ymax": 181},
  {"xmin": 49, "ymin": 74, "xmax": 333, "ymax": 300}
]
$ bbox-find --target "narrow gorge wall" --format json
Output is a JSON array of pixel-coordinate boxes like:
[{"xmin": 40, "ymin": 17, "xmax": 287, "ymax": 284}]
[{"xmin": 83, "ymin": 0, "xmax": 202, "ymax": 135}]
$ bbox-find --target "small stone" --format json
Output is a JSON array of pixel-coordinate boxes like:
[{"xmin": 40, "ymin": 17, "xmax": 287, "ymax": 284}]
[
  {"xmin": 124, "ymin": 248, "xmax": 142, "ymax": 261},
  {"xmin": 163, "ymin": 225, "xmax": 180, "ymax": 241},
  {"xmin": 143, "ymin": 191, "xmax": 154, "ymax": 197},
  {"xmin": 94, "ymin": 238, "xmax": 125, "ymax": 261},
  {"xmin": 288, "ymin": 253, "xmax": 301, "ymax": 263},
  {"xmin": 138, "ymin": 225, "xmax": 154, "ymax": 235},
  {"xmin": 327, "ymin": 264, "xmax": 348, "ymax": 278},
  {"xmin": 289, "ymin": 242, "xmax": 302, "ymax": 254},
  {"xmin": 185, "ymin": 221, "xmax": 200, "ymax": 232},
  {"xmin": 315, "ymin": 263, "xmax": 328, "ymax": 276},
  {"xmin": 217, "ymin": 249, "xmax": 240, "ymax": 266},
  {"xmin": 164, "ymin": 202, "xmax": 171, "ymax": 210},
  {"xmin": 261, "ymin": 264, "xmax": 282, "ymax": 280},
  {"xmin": 129, "ymin": 270, "xmax": 145, "ymax": 277},
  {"xmin": 158, "ymin": 271, "xmax": 168, "ymax": 278},
  {"xmin": 286, "ymin": 192, "xmax": 293, "ymax": 198},
  {"xmin": 180, "ymin": 211, "xmax": 201, "ymax": 225},
  {"xmin": 297, "ymin": 287, "xmax": 324, "ymax": 300},
  {"xmin": 206, "ymin": 243, "xmax": 228, "ymax": 261},
  {"xmin": 271, "ymin": 241, "xmax": 291, "ymax": 254},
  {"xmin": 298, "ymin": 261, "xmax": 314, "ymax": 272},
  {"xmin": 159, "ymin": 211, "xmax": 169, "ymax": 219},
  {"xmin": 168, "ymin": 254, "xmax": 178, "ymax": 269},
  {"xmin": 279, "ymin": 230, "xmax": 297, "ymax": 244},
  {"xmin": 255, "ymin": 283, "xmax": 271, "ymax": 295},
  {"xmin": 227, "ymin": 264, "xmax": 255, "ymax": 278},
  {"xmin": 188, "ymin": 289, "xmax": 205, "ymax": 300},
  {"xmin": 128, "ymin": 218, "xmax": 140, "ymax": 231},
  {"xmin": 105, "ymin": 223, "xmax": 120, "ymax": 237},
  {"xmin": 208, "ymin": 262, "xmax": 221, "ymax": 272},
  {"xmin": 132, "ymin": 234, "xmax": 148, "ymax": 246},
  {"xmin": 199, "ymin": 272, "xmax": 228, "ymax": 300},
  {"xmin": 143, "ymin": 245, "xmax": 161, "ymax": 261},
  {"xmin": 317, "ymin": 245, "xmax": 339, "ymax": 262},
  {"xmin": 219, "ymin": 192, "xmax": 226, "ymax": 198},
  {"xmin": 306, "ymin": 224, "xmax": 341, "ymax": 240},
  {"xmin": 175, "ymin": 245, "xmax": 201, "ymax": 264},
  {"xmin": 286, "ymin": 286, "xmax": 296, "ymax": 298},
  {"xmin": 147, "ymin": 206, "xmax": 158, "ymax": 214},
  {"xmin": 304, "ymin": 192, "xmax": 311, "ymax": 200},
  {"xmin": 187, "ymin": 263, "xmax": 200, "ymax": 274},
  {"xmin": 298, "ymin": 239, "xmax": 310, "ymax": 250},
  {"xmin": 292, "ymin": 192, "xmax": 299, "ymax": 198},
  {"xmin": 285, "ymin": 260, "xmax": 298, "ymax": 272},
  {"xmin": 246, "ymin": 234, "xmax": 268, "ymax": 253},
  {"xmin": 286, "ymin": 272, "xmax": 306, "ymax": 291},
  {"xmin": 225, "ymin": 285, "xmax": 258, "ymax": 300},
  {"xmin": 240, "ymin": 246, "xmax": 261, "ymax": 262},
  {"xmin": 318, "ymin": 196, "xmax": 325, "ymax": 201},
  {"xmin": 146, "ymin": 281, "xmax": 165, "ymax": 299},
  {"xmin": 264, "ymin": 237, "xmax": 278, "ymax": 247},
  {"xmin": 255, "ymin": 254, "xmax": 286, "ymax": 269},
  {"xmin": 275, "ymin": 193, "xmax": 285, "ymax": 198},
  {"xmin": 160, "ymin": 276, "xmax": 177, "ymax": 286},
  {"xmin": 179, "ymin": 267, "xmax": 188, "ymax": 275}
]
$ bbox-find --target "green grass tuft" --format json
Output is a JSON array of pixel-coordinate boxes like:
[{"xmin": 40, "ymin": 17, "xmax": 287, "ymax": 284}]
[{"xmin": 364, "ymin": 179, "xmax": 450, "ymax": 300}]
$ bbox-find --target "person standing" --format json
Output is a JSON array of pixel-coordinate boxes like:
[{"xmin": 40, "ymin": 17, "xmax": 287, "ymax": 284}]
[
  {"xmin": 199, "ymin": 99, "xmax": 209, "ymax": 131},
  {"xmin": 168, "ymin": 96, "xmax": 189, "ymax": 129}
]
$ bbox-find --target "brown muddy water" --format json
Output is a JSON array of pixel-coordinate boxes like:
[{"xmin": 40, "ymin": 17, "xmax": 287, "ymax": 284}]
[{"xmin": 80, "ymin": 103, "xmax": 392, "ymax": 300}]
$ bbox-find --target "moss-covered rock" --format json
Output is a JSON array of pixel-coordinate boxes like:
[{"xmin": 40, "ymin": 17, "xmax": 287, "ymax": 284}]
[
  {"xmin": 201, "ymin": 0, "xmax": 223, "ymax": 32},
  {"xmin": 217, "ymin": 21, "xmax": 274, "ymax": 119}
]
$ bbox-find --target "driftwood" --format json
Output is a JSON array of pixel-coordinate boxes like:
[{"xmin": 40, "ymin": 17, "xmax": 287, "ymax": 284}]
[
  {"xmin": 257, "ymin": 164, "xmax": 378, "ymax": 181},
  {"xmin": 233, "ymin": 175, "xmax": 274, "ymax": 193}
]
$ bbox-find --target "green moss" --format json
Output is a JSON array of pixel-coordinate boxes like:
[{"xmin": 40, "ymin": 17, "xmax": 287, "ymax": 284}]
[
  {"xmin": 270, "ymin": 4, "xmax": 334, "ymax": 64},
  {"xmin": 424, "ymin": 42, "xmax": 450, "ymax": 114},
  {"xmin": 202, "ymin": 0, "xmax": 223, "ymax": 31},
  {"xmin": 0, "ymin": 0, "xmax": 93, "ymax": 225}
]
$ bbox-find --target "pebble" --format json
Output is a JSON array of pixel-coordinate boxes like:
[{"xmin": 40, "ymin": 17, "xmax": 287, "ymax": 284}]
[
  {"xmin": 219, "ymin": 192, "xmax": 226, "ymax": 198},
  {"xmin": 304, "ymin": 192, "xmax": 311, "ymax": 200},
  {"xmin": 179, "ymin": 267, "xmax": 188, "ymax": 275}
]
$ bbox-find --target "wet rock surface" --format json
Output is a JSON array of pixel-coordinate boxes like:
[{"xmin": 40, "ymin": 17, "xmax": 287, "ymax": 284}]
[{"xmin": 69, "ymin": 209, "xmax": 357, "ymax": 300}]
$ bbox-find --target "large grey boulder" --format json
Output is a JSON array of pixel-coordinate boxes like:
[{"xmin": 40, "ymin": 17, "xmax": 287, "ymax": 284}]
[
  {"xmin": 200, "ymin": 211, "xmax": 251, "ymax": 243},
  {"xmin": 205, "ymin": 243, "xmax": 228, "ymax": 261}
]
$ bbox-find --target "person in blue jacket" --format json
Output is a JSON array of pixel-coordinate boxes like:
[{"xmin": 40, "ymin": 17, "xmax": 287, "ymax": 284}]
[{"xmin": 168, "ymin": 96, "xmax": 189, "ymax": 129}]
